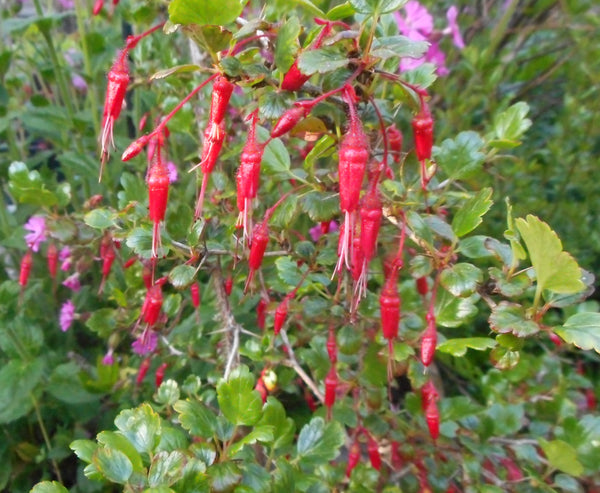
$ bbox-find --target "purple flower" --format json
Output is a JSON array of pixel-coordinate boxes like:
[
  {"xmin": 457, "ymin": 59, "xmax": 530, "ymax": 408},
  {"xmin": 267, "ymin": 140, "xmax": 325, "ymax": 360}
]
[
  {"xmin": 72, "ymin": 74, "xmax": 88, "ymax": 93},
  {"xmin": 58, "ymin": 0, "xmax": 74, "ymax": 9},
  {"xmin": 166, "ymin": 161, "xmax": 178, "ymax": 183},
  {"xmin": 426, "ymin": 42, "xmax": 449, "ymax": 76},
  {"xmin": 24, "ymin": 216, "xmax": 46, "ymax": 252},
  {"xmin": 59, "ymin": 246, "xmax": 72, "ymax": 271},
  {"xmin": 59, "ymin": 300, "xmax": 76, "ymax": 332},
  {"xmin": 394, "ymin": 1, "xmax": 433, "ymax": 41},
  {"xmin": 62, "ymin": 273, "xmax": 81, "ymax": 292},
  {"xmin": 102, "ymin": 349, "xmax": 114, "ymax": 365},
  {"xmin": 445, "ymin": 6, "xmax": 465, "ymax": 49},
  {"xmin": 132, "ymin": 328, "xmax": 158, "ymax": 355}
]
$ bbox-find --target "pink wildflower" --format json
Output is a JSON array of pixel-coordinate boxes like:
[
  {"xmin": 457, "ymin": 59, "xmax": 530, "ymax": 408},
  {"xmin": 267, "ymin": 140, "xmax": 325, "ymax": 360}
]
[
  {"xmin": 166, "ymin": 161, "xmax": 178, "ymax": 183},
  {"xmin": 102, "ymin": 348, "xmax": 115, "ymax": 365},
  {"xmin": 59, "ymin": 300, "xmax": 76, "ymax": 332},
  {"xmin": 72, "ymin": 74, "xmax": 88, "ymax": 93},
  {"xmin": 59, "ymin": 246, "xmax": 72, "ymax": 271},
  {"xmin": 132, "ymin": 328, "xmax": 158, "ymax": 355},
  {"xmin": 445, "ymin": 6, "xmax": 465, "ymax": 49},
  {"xmin": 24, "ymin": 216, "xmax": 46, "ymax": 252},
  {"xmin": 394, "ymin": 1, "xmax": 433, "ymax": 41},
  {"xmin": 62, "ymin": 273, "xmax": 81, "ymax": 292}
]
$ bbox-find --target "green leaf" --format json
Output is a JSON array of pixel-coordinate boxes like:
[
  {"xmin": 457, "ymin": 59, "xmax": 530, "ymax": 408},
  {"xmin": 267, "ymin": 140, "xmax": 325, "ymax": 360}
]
[
  {"xmin": 96, "ymin": 431, "xmax": 144, "ymax": 473},
  {"xmin": 297, "ymin": 47, "xmax": 348, "ymax": 75},
  {"xmin": 8, "ymin": 161, "xmax": 58, "ymax": 207},
  {"xmin": 490, "ymin": 346, "xmax": 520, "ymax": 370},
  {"xmin": 490, "ymin": 102, "xmax": 532, "ymax": 148},
  {"xmin": 92, "ymin": 448, "xmax": 133, "ymax": 484},
  {"xmin": 440, "ymin": 263, "xmax": 482, "ymax": 297},
  {"xmin": 127, "ymin": 226, "xmax": 161, "ymax": 259},
  {"xmin": 47, "ymin": 362, "xmax": 99, "ymax": 404},
  {"xmin": 296, "ymin": 417, "xmax": 344, "ymax": 465},
  {"xmin": 258, "ymin": 91, "xmax": 289, "ymax": 120},
  {"xmin": 555, "ymin": 312, "xmax": 600, "ymax": 353},
  {"xmin": 262, "ymin": 135, "xmax": 291, "ymax": 174},
  {"xmin": 148, "ymin": 451, "xmax": 186, "ymax": 487},
  {"xmin": 70, "ymin": 439, "xmax": 98, "ymax": 464},
  {"xmin": 227, "ymin": 425, "xmax": 274, "ymax": 457},
  {"xmin": 270, "ymin": 195, "xmax": 299, "ymax": 229},
  {"xmin": 275, "ymin": 256, "xmax": 306, "ymax": 287},
  {"xmin": 435, "ymin": 291, "xmax": 479, "ymax": 328},
  {"xmin": 30, "ymin": 481, "xmax": 69, "ymax": 493},
  {"xmin": 300, "ymin": 191, "xmax": 339, "ymax": 222},
  {"xmin": 350, "ymin": 0, "xmax": 406, "ymax": 14},
  {"xmin": 258, "ymin": 397, "xmax": 295, "ymax": 450},
  {"xmin": 168, "ymin": 265, "xmax": 196, "ymax": 290},
  {"xmin": 183, "ymin": 25, "xmax": 233, "ymax": 55},
  {"xmin": 326, "ymin": 2, "xmax": 355, "ymax": 20},
  {"xmin": 216, "ymin": 366, "xmax": 263, "ymax": 426},
  {"xmin": 487, "ymin": 403, "xmax": 524, "ymax": 435},
  {"xmin": 150, "ymin": 64, "xmax": 202, "ymax": 81},
  {"xmin": 434, "ymin": 131, "xmax": 485, "ymax": 181},
  {"xmin": 452, "ymin": 188, "xmax": 493, "ymax": 237},
  {"xmin": 209, "ymin": 462, "xmax": 242, "ymax": 492},
  {"xmin": 173, "ymin": 400, "xmax": 216, "ymax": 439},
  {"xmin": 371, "ymin": 35, "xmax": 428, "ymax": 61},
  {"xmin": 304, "ymin": 134, "xmax": 336, "ymax": 172},
  {"xmin": 436, "ymin": 337, "xmax": 496, "ymax": 357},
  {"xmin": 0, "ymin": 358, "xmax": 44, "ymax": 424},
  {"xmin": 84, "ymin": 209, "xmax": 117, "ymax": 230},
  {"xmin": 503, "ymin": 198, "xmax": 526, "ymax": 269},
  {"xmin": 114, "ymin": 403, "xmax": 162, "ymax": 455},
  {"xmin": 168, "ymin": 0, "xmax": 247, "ymax": 26},
  {"xmin": 489, "ymin": 302, "xmax": 540, "ymax": 337},
  {"xmin": 272, "ymin": 459, "xmax": 295, "ymax": 492},
  {"xmin": 85, "ymin": 308, "xmax": 116, "ymax": 338},
  {"xmin": 275, "ymin": 17, "xmax": 301, "ymax": 74},
  {"xmin": 515, "ymin": 215, "xmax": 584, "ymax": 298},
  {"xmin": 155, "ymin": 380, "xmax": 181, "ymax": 407},
  {"xmin": 539, "ymin": 439, "xmax": 584, "ymax": 477}
]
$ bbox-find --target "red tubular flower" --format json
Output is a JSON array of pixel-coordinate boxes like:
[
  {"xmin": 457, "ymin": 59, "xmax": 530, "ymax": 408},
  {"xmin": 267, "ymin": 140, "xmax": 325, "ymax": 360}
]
[
  {"xmin": 99, "ymin": 51, "xmax": 129, "ymax": 179},
  {"xmin": 147, "ymin": 159, "xmax": 170, "ymax": 259},
  {"xmin": 19, "ymin": 250, "xmax": 33, "ymax": 288}
]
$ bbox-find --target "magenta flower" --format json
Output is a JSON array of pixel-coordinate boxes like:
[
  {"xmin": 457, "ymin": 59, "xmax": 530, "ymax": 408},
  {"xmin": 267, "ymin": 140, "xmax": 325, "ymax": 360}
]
[
  {"xmin": 426, "ymin": 42, "xmax": 448, "ymax": 76},
  {"xmin": 24, "ymin": 216, "xmax": 47, "ymax": 252},
  {"xmin": 394, "ymin": 0, "xmax": 433, "ymax": 41},
  {"xmin": 166, "ymin": 161, "xmax": 178, "ymax": 183},
  {"xmin": 62, "ymin": 273, "xmax": 81, "ymax": 292},
  {"xmin": 132, "ymin": 328, "xmax": 158, "ymax": 355},
  {"xmin": 102, "ymin": 348, "xmax": 115, "ymax": 365},
  {"xmin": 395, "ymin": 1, "xmax": 465, "ymax": 76},
  {"xmin": 445, "ymin": 6, "xmax": 465, "ymax": 49},
  {"xmin": 59, "ymin": 300, "xmax": 76, "ymax": 332},
  {"xmin": 72, "ymin": 74, "xmax": 88, "ymax": 93},
  {"xmin": 59, "ymin": 246, "xmax": 72, "ymax": 271}
]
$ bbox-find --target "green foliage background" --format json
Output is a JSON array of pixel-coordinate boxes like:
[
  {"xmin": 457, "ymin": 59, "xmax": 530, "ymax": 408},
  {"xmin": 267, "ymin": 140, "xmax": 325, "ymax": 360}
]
[{"xmin": 0, "ymin": 0, "xmax": 599, "ymax": 492}]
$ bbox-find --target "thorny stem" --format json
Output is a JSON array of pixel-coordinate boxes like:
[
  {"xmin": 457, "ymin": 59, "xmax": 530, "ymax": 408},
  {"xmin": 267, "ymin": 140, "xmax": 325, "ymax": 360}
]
[
  {"xmin": 131, "ymin": 74, "xmax": 219, "ymax": 158},
  {"xmin": 280, "ymin": 329, "xmax": 324, "ymax": 403},
  {"xmin": 32, "ymin": 394, "xmax": 63, "ymax": 483},
  {"xmin": 374, "ymin": 69, "xmax": 429, "ymax": 100},
  {"xmin": 212, "ymin": 264, "xmax": 242, "ymax": 379}
]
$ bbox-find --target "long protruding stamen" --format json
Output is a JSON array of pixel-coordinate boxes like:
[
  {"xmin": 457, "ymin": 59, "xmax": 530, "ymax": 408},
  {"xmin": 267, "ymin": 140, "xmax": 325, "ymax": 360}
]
[{"xmin": 152, "ymin": 221, "xmax": 161, "ymax": 259}]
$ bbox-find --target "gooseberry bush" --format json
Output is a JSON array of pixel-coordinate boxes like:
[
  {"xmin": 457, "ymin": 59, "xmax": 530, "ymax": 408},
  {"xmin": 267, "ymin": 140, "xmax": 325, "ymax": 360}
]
[{"xmin": 1, "ymin": 0, "xmax": 599, "ymax": 492}]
